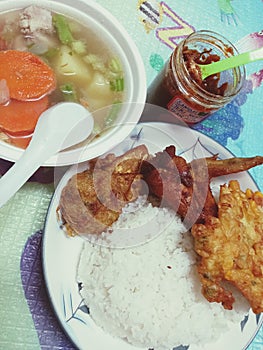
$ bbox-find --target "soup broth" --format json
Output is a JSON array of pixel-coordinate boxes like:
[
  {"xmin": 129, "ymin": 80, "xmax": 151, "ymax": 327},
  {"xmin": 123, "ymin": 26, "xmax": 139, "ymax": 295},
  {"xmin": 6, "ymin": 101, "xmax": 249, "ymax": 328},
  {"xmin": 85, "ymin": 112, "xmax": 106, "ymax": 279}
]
[{"xmin": 0, "ymin": 5, "xmax": 124, "ymax": 148}]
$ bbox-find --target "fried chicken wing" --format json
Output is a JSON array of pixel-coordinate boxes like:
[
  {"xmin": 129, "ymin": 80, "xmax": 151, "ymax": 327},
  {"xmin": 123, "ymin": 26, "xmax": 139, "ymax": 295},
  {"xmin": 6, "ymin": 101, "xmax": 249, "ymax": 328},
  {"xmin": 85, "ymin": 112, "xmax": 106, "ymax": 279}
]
[
  {"xmin": 142, "ymin": 146, "xmax": 263, "ymax": 226},
  {"xmin": 191, "ymin": 180, "xmax": 263, "ymax": 314},
  {"xmin": 191, "ymin": 155, "xmax": 263, "ymax": 179},
  {"xmin": 141, "ymin": 146, "xmax": 216, "ymax": 227},
  {"xmin": 58, "ymin": 145, "xmax": 149, "ymax": 236}
]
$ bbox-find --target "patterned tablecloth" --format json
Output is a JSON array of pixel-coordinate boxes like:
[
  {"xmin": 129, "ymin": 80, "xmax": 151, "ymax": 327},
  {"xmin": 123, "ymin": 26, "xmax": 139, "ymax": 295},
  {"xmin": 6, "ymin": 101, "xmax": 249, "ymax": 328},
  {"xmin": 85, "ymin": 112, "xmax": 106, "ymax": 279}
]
[{"xmin": 0, "ymin": 0, "xmax": 262, "ymax": 349}]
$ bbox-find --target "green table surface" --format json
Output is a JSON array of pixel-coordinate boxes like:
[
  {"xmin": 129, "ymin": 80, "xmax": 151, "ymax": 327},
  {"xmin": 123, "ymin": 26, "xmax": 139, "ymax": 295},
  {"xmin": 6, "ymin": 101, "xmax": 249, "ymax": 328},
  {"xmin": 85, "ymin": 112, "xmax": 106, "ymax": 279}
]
[{"xmin": 0, "ymin": 0, "xmax": 262, "ymax": 349}]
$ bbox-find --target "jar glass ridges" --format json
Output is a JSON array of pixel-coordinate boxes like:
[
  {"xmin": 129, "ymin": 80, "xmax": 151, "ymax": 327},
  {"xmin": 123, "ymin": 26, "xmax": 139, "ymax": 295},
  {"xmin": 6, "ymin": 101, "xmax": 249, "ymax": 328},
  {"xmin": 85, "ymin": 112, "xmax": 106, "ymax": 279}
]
[{"xmin": 147, "ymin": 30, "xmax": 246, "ymax": 124}]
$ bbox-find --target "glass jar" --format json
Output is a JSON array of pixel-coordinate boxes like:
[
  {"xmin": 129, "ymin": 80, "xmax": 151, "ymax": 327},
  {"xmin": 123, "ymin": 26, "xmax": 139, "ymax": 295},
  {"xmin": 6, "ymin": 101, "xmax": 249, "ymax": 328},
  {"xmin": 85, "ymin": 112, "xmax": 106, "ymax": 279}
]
[{"xmin": 147, "ymin": 30, "xmax": 245, "ymax": 124}]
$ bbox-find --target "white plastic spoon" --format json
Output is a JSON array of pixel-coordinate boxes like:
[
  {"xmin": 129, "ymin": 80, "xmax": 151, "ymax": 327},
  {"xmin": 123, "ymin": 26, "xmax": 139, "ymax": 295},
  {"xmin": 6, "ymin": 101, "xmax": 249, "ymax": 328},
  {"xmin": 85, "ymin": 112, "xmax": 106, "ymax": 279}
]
[{"xmin": 0, "ymin": 102, "xmax": 94, "ymax": 208}]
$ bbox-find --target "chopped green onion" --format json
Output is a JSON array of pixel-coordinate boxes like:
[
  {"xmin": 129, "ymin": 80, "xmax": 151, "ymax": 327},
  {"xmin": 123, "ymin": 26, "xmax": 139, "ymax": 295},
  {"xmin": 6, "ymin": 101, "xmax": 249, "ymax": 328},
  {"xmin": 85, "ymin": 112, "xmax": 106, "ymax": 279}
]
[
  {"xmin": 60, "ymin": 83, "xmax": 78, "ymax": 102},
  {"xmin": 84, "ymin": 54, "xmax": 106, "ymax": 73},
  {"xmin": 105, "ymin": 101, "xmax": 122, "ymax": 126},
  {"xmin": 110, "ymin": 78, "xmax": 124, "ymax": 92},
  {"xmin": 71, "ymin": 40, "xmax": 87, "ymax": 55},
  {"xmin": 92, "ymin": 123, "xmax": 102, "ymax": 136},
  {"xmin": 109, "ymin": 57, "xmax": 122, "ymax": 73},
  {"xmin": 53, "ymin": 14, "xmax": 74, "ymax": 45}
]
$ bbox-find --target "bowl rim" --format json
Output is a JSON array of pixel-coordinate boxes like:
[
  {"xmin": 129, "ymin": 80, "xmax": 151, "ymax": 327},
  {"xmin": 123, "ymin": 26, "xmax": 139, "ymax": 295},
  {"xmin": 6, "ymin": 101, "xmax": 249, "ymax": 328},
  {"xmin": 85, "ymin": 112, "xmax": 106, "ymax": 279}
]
[{"xmin": 0, "ymin": 0, "xmax": 147, "ymax": 166}]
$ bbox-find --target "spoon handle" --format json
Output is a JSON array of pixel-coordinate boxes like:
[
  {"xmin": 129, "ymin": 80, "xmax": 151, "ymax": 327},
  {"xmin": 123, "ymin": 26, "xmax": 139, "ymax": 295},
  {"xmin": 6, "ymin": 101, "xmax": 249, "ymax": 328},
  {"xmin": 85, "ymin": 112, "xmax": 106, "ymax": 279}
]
[
  {"xmin": 201, "ymin": 46, "xmax": 263, "ymax": 79},
  {"xmin": 0, "ymin": 102, "xmax": 93, "ymax": 208},
  {"xmin": 0, "ymin": 141, "xmax": 51, "ymax": 208}
]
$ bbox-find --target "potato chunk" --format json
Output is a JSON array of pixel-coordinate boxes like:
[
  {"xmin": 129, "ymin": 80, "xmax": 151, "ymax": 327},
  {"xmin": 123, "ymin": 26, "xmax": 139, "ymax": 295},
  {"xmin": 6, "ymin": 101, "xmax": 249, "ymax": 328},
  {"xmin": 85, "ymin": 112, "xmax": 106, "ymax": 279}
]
[{"xmin": 55, "ymin": 45, "xmax": 91, "ymax": 83}]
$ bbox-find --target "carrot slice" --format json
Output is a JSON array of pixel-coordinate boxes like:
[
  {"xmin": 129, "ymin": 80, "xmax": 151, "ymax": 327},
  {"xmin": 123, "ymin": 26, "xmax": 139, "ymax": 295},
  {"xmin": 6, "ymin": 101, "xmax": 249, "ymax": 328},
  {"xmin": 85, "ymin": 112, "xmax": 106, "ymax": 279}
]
[
  {"xmin": 7, "ymin": 134, "xmax": 32, "ymax": 149},
  {"xmin": 0, "ymin": 96, "xmax": 49, "ymax": 135},
  {"xmin": 0, "ymin": 50, "xmax": 56, "ymax": 101}
]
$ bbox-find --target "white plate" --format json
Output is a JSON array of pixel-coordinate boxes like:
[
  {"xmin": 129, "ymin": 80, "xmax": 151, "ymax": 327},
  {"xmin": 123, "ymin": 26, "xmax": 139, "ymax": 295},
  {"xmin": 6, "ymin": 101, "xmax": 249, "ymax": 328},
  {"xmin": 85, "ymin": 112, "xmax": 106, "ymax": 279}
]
[{"xmin": 42, "ymin": 122, "xmax": 262, "ymax": 350}]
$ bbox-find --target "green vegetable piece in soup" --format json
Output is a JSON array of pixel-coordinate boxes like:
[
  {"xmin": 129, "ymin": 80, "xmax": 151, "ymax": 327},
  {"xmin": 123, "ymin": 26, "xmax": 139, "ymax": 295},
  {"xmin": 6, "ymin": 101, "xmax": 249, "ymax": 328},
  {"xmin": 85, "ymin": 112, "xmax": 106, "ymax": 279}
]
[
  {"xmin": 106, "ymin": 101, "xmax": 122, "ymax": 126},
  {"xmin": 60, "ymin": 83, "xmax": 78, "ymax": 102},
  {"xmin": 109, "ymin": 57, "xmax": 122, "ymax": 73},
  {"xmin": 110, "ymin": 78, "xmax": 124, "ymax": 92},
  {"xmin": 53, "ymin": 14, "xmax": 74, "ymax": 45},
  {"xmin": 71, "ymin": 41, "xmax": 87, "ymax": 55}
]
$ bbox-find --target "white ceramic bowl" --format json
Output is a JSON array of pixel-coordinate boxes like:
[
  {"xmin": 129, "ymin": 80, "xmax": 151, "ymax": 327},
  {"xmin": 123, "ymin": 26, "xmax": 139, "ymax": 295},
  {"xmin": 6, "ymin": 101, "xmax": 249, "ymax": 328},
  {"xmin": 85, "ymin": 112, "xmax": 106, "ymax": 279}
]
[{"xmin": 0, "ymin": 0, "xmax": 146, "ymax": 166}]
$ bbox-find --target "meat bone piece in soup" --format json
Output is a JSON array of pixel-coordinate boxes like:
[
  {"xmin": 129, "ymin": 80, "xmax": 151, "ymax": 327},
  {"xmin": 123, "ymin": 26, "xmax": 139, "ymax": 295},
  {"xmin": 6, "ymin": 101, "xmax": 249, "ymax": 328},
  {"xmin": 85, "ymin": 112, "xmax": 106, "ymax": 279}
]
[{"xmin": 0, "ymin": 5, "xmax": 124, "ymax": 148}]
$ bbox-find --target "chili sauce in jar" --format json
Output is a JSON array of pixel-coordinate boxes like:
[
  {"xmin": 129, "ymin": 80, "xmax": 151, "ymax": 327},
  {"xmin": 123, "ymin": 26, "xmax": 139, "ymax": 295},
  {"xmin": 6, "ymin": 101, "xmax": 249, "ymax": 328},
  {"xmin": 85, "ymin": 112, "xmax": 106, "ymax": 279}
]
[{"xmin": 147, "ymin": 30, "xmax": 245, "ymax": 124}]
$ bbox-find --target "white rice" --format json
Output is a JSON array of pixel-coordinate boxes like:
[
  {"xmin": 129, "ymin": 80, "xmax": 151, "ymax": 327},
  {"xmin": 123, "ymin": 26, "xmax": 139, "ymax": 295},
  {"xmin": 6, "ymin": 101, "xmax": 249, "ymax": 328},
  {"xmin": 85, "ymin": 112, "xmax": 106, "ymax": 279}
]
[{"xmin": 77, "ymin": 198, "xmax": 249, "ymax": 349}]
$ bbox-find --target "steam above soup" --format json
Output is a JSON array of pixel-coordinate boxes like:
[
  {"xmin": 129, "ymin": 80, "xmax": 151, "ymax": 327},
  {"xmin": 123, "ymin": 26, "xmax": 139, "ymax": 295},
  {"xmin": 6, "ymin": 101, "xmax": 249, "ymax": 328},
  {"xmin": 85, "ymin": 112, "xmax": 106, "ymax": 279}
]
[{"xmin": 0, "ymin": 5, "xmax": 124, "ymax": 147}]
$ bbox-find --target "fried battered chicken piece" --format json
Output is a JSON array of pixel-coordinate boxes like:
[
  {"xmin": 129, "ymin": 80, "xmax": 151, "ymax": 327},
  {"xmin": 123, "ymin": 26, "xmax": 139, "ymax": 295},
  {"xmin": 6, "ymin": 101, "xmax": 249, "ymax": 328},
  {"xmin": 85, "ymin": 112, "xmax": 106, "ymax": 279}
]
[
  {"xmin": 58, "ymin": 145, "xmax": 149, "ymax": 236},
  {"xmin": 192, "ymin": 180, "xmax": 263, "ymax": 314}
]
